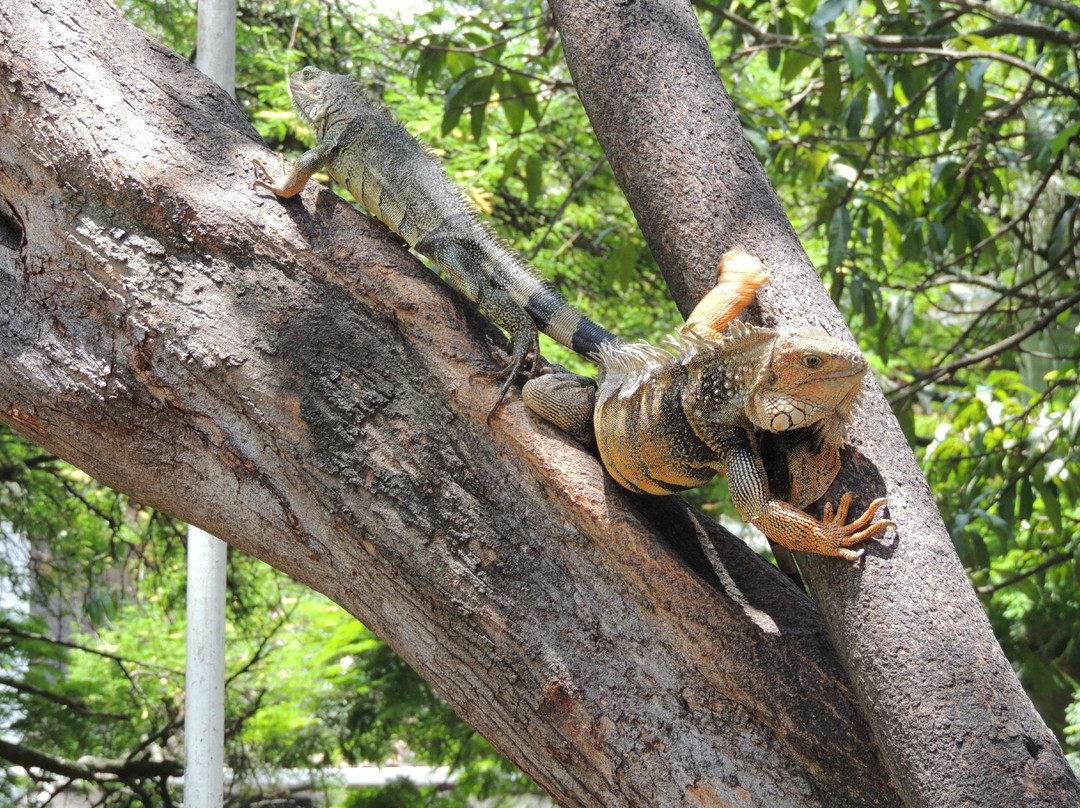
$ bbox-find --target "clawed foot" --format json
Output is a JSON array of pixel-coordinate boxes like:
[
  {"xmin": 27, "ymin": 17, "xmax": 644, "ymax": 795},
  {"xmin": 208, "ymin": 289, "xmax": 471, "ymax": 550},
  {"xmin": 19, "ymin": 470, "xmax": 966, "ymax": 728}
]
[
  {"xmin": 481, "ymin": 336, "xmax": 542, "ymax": 420},
  {"xmin": 820, "ymin": 494, "xmax": 896, "ymax": 562},
  {"xmin": 251, "ymin": 154, "xmax": 286, "ymax": 195}
]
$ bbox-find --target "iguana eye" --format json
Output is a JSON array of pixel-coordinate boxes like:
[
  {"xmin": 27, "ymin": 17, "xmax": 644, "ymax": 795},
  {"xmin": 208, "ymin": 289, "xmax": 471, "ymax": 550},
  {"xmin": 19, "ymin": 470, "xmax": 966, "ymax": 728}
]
[{"xmin": 803, "ymin": 355, "xmax": 823, "ymax": 369}]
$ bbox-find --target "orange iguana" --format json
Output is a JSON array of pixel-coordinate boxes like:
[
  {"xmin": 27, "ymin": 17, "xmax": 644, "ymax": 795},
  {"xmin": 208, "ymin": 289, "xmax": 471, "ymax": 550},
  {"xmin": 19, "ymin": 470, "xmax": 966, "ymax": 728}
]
[
  {"xmin": 253, "ymin": 66, "xmax": 894, "ymax": 561},
  {"xmin": 524, "ymin": 251, "xmax": 894, "ymax": 561}
]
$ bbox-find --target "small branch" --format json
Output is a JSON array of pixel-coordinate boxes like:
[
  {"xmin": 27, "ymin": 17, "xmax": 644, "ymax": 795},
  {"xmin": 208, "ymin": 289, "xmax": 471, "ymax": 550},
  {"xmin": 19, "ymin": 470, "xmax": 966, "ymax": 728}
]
[
  {"xmin": 1027, "ymin": 0, "xmax": 1080, "ymax": 26},
  {"xmin": 888, "ymin": 288, "xmax": 1080, "ymax": 402},
  {"xmin": 977, "ymin": 551, "xmax": 1076, "ymax": 595},
  {"xmin": 526, "ymin": 154, "xmax": 608, "ymax": 260},
  {"xmin": 874, "ymin": 48, "xmax": 1080, "ymax": 103},
  {"xmin": 693, "ymin": 0, "xmax": 1080, "ymax": 48},
  {"xmin": 0, "ymin": 620, "xmax": 182, "ymax": 676},
  {"xmin": 0, "ymin": 675, "xmax": 128, "ymax": 720},
  {"xmin": 0, "ymin": 738, "xmax": 182, "ymax": 782}
]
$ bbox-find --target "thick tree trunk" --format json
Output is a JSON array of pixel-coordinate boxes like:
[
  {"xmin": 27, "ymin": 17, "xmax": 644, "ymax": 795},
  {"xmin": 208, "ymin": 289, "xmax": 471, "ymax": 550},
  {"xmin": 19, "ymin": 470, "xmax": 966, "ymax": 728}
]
[
  {"xmin": 549, "ymin": 0, "xmax": 1080, "ymax": 806},
  {"xmin": 0, "ymin": 2, "xmax": 900, "ymax": 807},
  {"xmin": 0, "ymin": 1, "xmax": 1073, "ymax": 807}
]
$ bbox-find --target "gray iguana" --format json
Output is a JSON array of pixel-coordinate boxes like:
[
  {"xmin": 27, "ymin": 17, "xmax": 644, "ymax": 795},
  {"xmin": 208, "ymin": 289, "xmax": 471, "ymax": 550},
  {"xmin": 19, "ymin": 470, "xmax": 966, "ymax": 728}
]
[{"xmin": 252, "ymin": 66, "xmax": 894, "ymax": 560}]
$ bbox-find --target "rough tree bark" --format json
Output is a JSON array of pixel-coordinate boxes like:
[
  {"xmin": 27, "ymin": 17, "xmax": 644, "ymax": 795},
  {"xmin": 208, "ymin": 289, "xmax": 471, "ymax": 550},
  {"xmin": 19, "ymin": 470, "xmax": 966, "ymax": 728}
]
[
  {"xmin": 549, "ymin": 1, "xmax": 1080, "ymax": 806},
  {"xmin": 0, "ymin": 3, "xmax": 1074, "ymax": 808}
]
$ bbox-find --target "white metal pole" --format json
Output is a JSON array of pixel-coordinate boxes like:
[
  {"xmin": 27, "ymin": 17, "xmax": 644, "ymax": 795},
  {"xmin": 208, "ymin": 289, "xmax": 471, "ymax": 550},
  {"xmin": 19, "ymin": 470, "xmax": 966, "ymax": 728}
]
[
  {"xmin": 186, "ymin": 2, "xmax": 235, "ymax": 806},
  {"xmin": 197, "ymin": 0, "xmax": 236, "ymax": 97},
  {"xmin": 184, "ymin": 525, "xmax": 227, "ymax": 808}
]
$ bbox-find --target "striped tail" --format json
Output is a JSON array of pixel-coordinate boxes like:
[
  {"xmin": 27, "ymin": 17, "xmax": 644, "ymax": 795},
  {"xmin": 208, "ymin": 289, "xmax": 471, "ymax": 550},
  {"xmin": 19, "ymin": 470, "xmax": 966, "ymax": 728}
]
[{"xmin": 311, "ymin": 77, "xmax": 619, "ymax": 362}]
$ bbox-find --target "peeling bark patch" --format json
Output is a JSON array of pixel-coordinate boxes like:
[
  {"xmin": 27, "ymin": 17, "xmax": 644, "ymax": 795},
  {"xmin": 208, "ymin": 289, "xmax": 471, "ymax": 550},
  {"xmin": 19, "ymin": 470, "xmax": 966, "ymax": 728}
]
[{"xmin": 4, "ymin": 404, "xmax": 41, "ymax": 431}]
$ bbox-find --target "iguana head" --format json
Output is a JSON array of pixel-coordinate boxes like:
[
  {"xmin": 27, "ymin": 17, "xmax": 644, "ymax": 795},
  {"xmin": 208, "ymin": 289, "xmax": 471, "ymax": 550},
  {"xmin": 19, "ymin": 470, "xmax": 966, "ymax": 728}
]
[
  {"xmin": 288, "ymin": 66, "xmax": 332, "ymax": 126},
  {"xmin": 289, "ymin": 67, "xmax": 393, "ymax": 143},
  {"xmin": 745, "ymin": 331, "xmax": 867, "ymax": 434},
  {"xmin": 288, "ymin": 66, "xmax": 370, "ymax": 132}
]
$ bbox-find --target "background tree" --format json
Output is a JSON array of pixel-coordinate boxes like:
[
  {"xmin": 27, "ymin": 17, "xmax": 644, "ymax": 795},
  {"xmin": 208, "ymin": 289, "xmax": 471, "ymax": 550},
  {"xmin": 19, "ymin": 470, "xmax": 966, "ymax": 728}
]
[{"xmin": 0, "ymin": 0, "xmax": 1078, "ymax": 805}]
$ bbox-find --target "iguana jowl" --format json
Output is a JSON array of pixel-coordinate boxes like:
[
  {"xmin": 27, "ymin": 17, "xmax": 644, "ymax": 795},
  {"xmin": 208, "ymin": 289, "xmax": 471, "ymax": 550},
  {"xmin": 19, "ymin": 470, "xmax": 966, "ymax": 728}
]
[{"xmin": 253, "ymin": 67, "xmax": 893, "ymax": 560}]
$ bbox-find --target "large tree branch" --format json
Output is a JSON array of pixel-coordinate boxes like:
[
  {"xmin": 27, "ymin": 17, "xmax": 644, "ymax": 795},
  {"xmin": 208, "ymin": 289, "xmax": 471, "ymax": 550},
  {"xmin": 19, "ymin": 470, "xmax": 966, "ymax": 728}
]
[
  {"xmin": 548, "ymin": 0, "xmax": 1079, "ymax": 806},
  {"xmin": 0, "ymin": 1, "xmax": 902, "ymax": 806}
]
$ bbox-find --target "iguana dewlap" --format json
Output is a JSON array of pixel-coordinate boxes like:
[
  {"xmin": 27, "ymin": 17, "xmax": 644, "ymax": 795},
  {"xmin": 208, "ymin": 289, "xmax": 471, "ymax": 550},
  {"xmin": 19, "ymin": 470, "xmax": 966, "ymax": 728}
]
[
  {"xmin": 252, "ymin": 66, "xmax": 617, "ymax": 411},
  {"xmin": 524, "ymin": 252, "xmax": 894, "ymax": 561}
]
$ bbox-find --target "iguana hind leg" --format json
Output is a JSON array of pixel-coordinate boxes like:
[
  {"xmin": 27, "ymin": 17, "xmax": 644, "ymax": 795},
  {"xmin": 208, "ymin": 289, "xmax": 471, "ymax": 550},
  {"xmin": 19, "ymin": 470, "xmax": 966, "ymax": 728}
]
[{"xmin": 522, "ymin": 371, "xmax": 598, "ymax": 448}]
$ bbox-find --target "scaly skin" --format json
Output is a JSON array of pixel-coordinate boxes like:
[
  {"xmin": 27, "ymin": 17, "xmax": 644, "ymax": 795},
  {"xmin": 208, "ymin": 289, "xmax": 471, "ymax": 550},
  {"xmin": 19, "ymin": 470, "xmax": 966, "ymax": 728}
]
[
  {"xmin": 252, "ymin": 66, "xmax": 617, "ymax": 413},
  {"xmin": 524, "ymin": 252, "xmax": 895, "ymax": 561},
  {"xmin": 250, "ymin": 70, "xmax": 892, "ymax": 560}
]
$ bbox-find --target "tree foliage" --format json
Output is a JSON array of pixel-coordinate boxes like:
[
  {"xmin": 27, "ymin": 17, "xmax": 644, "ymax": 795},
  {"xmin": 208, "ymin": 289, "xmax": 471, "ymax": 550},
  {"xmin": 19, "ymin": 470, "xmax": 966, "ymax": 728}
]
[{"xmin": 1, "ymin": 0, "xmax": 1078, "ymax": 804}]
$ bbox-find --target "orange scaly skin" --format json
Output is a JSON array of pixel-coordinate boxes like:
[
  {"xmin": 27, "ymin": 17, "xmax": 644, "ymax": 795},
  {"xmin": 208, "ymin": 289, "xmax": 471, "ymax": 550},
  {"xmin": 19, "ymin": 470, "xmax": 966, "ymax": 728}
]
[{"xmin": 523, "ymin": 251, "xmax": 895, "ymax": 561}]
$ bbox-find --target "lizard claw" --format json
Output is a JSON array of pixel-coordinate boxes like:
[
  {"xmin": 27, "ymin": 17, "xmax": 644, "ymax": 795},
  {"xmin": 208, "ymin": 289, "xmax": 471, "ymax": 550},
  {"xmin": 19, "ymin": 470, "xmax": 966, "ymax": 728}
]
[
  {"xmin": 821, "ymin": 494, "xmax": 896, "ymax": 561},
  {"xmin": 481, "ymin": 332, "xmax": 541, "ymax": 422},
  {"xmin": 251, "ymin": 154, "xmax": 287, "ymax": 194}
]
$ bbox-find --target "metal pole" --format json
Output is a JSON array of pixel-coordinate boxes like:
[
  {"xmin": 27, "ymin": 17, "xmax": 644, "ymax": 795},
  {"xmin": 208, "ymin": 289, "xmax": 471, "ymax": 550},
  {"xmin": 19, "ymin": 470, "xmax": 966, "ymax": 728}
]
[
  {"xmin": 186, "ymin": 2, "xmax": 235, "ymax": 806},
  {"xmin": 184, "ymin": 526, "xmax": 228, "ymax": 808}
]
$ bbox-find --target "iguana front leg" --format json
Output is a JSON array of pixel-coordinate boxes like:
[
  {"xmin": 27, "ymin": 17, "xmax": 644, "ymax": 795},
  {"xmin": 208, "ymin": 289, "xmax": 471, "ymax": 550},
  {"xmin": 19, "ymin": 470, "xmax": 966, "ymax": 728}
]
[
  {"xmin": 718, "ymin": 427, "xmax": 893, "ymax": 561},
  {"xmin": 680, "ymin": 250, "xmax": 770, "ymax": 341},
  {"xmin": 252, "ymin": 142, "xmax": 337, "ymax": 198}
]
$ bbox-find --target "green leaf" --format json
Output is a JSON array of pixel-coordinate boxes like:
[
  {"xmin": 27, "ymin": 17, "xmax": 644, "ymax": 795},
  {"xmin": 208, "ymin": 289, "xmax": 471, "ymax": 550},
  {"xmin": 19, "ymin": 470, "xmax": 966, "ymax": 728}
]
[
  {"xmin": 998, "ymin": 482, "xmax": 1015, "ymax": 530},
  {"xmin": 897, "ymin": 64, "xmax": 925, "ymax": 116},
  {"xmin": 525, "ymin": 154, "xmax": 543, "ymax": 206},
  {"xmin": 964, "ymin": 58, "xmax": 990, "ymax": 93},
  {"xmin": 821, "ymin": 60, "xmax": 842, "ymax": 118},
  {"xmin": 893, "ymin": 399, "xmax": 917, "ymax": 448},
  {"xmin": 845, "ymin": 93, "xmax": 864, "ymax": 137},
  {"xmin": 444, "ymin": 73, "xmax": 494, "ymax": 140},
  {"xmin": 928, "ymin": 220, "xmax": 948, "ymax": 252},
  {"xmin": 1033, "ymin": 477, "xmax": 1063, "ymax": 535},
  {"xmin": 1049, "ymin": 120, "xmax": 1080, "ymax": 157},
  {"xmin": 970, "ymin": 528, "xmax": 992, "ymax": 570},
  {"xmin": 414, "ymin": 47, "xmax": 445, "ymax": 97},
  {"xmin": 1048, "ymin": 201, "xmax": 1079, "ymax": 264},
  {"xmin": 781, "ymin": 49, "xmax": 818, "ymax": 85},
  {"xmin": 442, "ymin": 67, "xmax": 479, "ymax": 135},
  {"xmin": 864, "ymin": 62, "xmax": 890, "ymax": 114},
  {"xmin": 445, "ymin": 49, "xmax": 476, "ymax": 78},
  {"xmin": 888, "ymin": 292, "xmax": 914, "ymax": 341},
  {"xmin": 471, "ymin": 97, "xmax": 488, "ymax": 141},
  {"xmin": 948, "ymin": 84, "xmax": 986, "ymax": 145},
  {"xmin": 499, "ymin": 78, "xmax": 525, "ymax": 133},
  {"xmin": 510, "ymin": 74, "xmax": 541, "ymax": 124},
  {"xmin": 605, "ymin": 243, "xmax": 640, "ymax": 288},
  {"xmin": 839, "ymin": 35, "xmax": 865, "ymax": 80},
  {"xmin": 1018, "ymin": 477, "xmax": 1035, "ymax": 522},
  {"xmin": 501, "ymin": 146, "xmax": 521, "ymax": 183},
  {"xmin": 935, "ymin": 66, "xmax": 959, "ymax": 130},
  {"xmin": 870, "ymin": 218, "xmax": 884, "ymax": 264},
  {"xmin": 826, "ymin": 204, "xmax": 850, "ymax": 271},
  {"xmin": 810, "ymin": 0, "xmax": 845, "ymax": 31}
]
